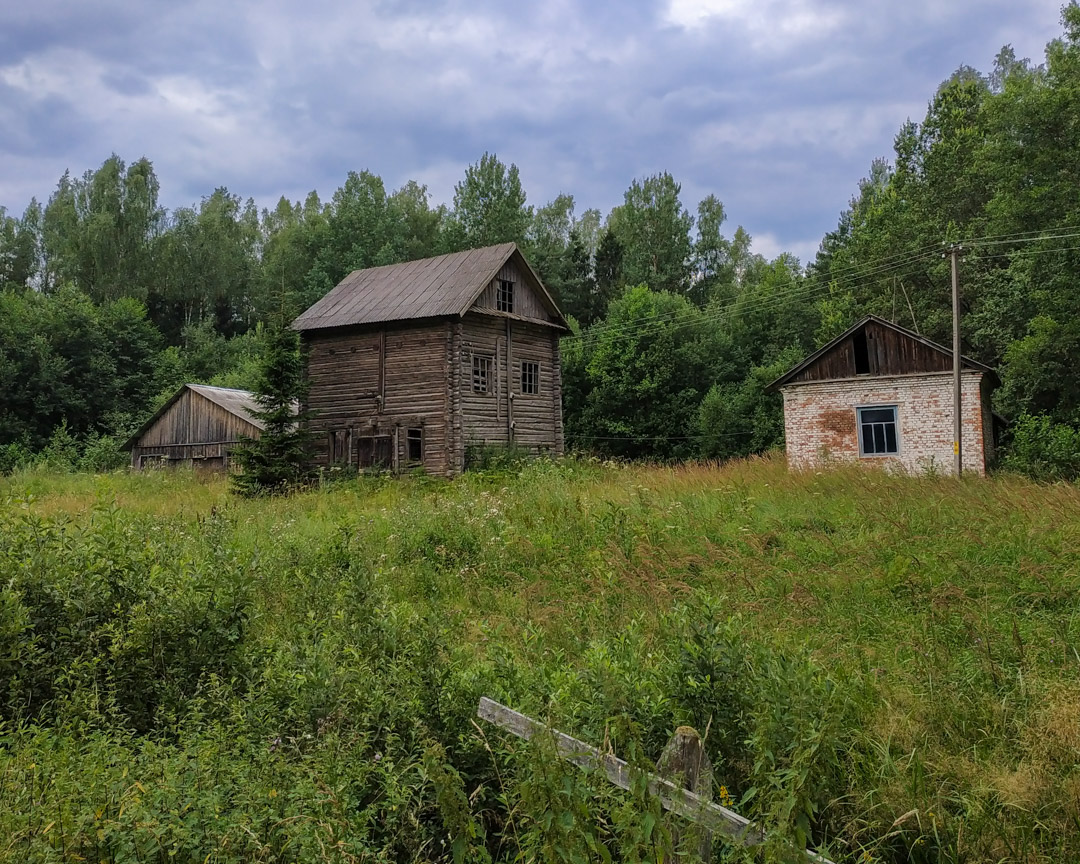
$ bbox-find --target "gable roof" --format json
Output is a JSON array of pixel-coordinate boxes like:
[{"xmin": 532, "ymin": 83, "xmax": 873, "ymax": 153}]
[
  {"xmin": 123, "ymin": 384, "xmax": 274, "ymax": 451},
  {"xmin": 291, "ymin": 242, "xmax": 570, "ymax": 332},
  {"xmin": 767, "ymin": 314, "xmax": 999, "ymax": 392}
]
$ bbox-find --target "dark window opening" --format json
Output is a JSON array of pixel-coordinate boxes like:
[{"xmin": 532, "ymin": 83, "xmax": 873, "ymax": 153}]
[
  {"xmin": 406, "ymin": 428, "xmax": 423, "ymax": 464},
  {"xmin": 472, "ymin": 355, "xmax": 492, "ymax": 393},
  {"xmin": 357, "ymin": 435, "xmax": 392, "ymax": 469},
  {"xmin": 497, "ymin": 279, "xmax": 514, "ymax": 313},
  {"xmin": 328, "ymin": 429, "xmax": 351, "ymax": 465},
  {"xmin": 853, "ymin": 328, "xmax": 870, "ymax": 374},
  {"xmin": 520, "ymin": 360, "xmax": 540, "ymax": 395},
  {"xmin": 858, "ymin": 406, "xmax": 898, "ymax": 456}
]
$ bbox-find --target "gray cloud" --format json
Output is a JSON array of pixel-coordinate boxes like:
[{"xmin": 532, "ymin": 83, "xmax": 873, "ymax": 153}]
[{"xmin": 0, "ymin": 0, "xmax": 1065, "ymax": 262}]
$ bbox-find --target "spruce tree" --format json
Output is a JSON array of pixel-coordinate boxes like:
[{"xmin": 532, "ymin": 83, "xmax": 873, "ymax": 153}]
[{"xmin": 230, "ymin": 316, "xmax": 315, "ymax": 496}]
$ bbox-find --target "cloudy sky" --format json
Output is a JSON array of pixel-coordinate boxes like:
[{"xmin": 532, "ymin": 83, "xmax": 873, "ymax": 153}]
[{"xmin": 0, "ymin": 0, "xmax": 1065, "ymax": 262}]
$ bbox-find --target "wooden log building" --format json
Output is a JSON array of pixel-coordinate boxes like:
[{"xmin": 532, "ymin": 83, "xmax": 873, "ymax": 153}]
[
  {"xmin": 292, "ymin": 242, "xmax": 570, "ymax": 476},
  {"xmin": 125, "ymin": 384, "xmax": 269, "ymax": 471}
]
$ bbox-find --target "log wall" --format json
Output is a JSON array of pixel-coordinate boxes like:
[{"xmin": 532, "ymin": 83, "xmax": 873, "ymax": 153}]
[
  {"xmin": 303, "ymin": 320, "xmax": 450, "ymax": 476},
  {"xmin": 458, "ymin": 314, "xmax": 563, "ymax": 456},
  {"xmin": 303, "ymin": 311, "xmax": 565, "ymax": 477}
]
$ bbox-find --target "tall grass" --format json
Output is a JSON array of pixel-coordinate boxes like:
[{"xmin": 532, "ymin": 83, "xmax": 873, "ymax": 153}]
[{"xmin": 1, "ymin": 456, "xmax": 1078, "ymax": 862}]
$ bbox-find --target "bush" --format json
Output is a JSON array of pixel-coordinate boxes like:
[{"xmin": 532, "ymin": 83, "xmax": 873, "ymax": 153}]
[
  {"xmin": 0, "ymin": 440, "xmax": 31, "ymax": 475},
  {"xmin": 78, "ymin": 432, "xmax": 127, "ymax": 473},
  {"xmin": 1000, "ymin": 413, "xmax": 1080, "ymax": 481},
  {"xmin": 0, "ymin": 505, "xmax": 251, "ymax": 730},
  {"xmin": 464, "ymin": 442, "xmax": 535, "ymax": 472}
]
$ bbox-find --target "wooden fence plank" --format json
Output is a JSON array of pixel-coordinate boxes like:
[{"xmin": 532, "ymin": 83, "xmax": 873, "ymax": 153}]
[{"xmin": 477, "ymin": 697, "xmax": 837, "ymax": 863}]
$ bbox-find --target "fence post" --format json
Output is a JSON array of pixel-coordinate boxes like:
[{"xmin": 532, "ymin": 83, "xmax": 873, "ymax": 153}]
[{"xmin": 657, "ymin": 726, "xmax": 713, "ymax": 862}]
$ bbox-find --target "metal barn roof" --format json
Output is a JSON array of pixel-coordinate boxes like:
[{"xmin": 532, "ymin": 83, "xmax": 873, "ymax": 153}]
[
  {"xmin": 185, "ymin": 385, "xmax": 267, "ymax": 429},
  {"xmin": 291, "ymin": 242, "xmax": 568, "ymax": 332},
  {"xmin": 123, "ymin": 384, "xmax": 292, "ymax": 451}
]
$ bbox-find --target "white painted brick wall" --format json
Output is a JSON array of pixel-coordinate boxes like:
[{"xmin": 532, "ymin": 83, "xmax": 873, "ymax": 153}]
[{"xmin": 781, "ymin": 371, "xmax": 990, "ymax": 476}]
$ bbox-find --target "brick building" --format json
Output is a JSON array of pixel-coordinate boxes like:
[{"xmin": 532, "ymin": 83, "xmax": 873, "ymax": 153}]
[{"xmin": 768, "ymin": 315, "xmax": 999, "ymax": 475}]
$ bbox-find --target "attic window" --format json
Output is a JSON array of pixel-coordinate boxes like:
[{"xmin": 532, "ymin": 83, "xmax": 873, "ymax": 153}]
[
  {"xmin": 853, "ymin": 329, "xmax": 870, "ymax": 374},
  {"xmin": 497, "ymin": 279, "xmax": 514, "ymax": 313}
]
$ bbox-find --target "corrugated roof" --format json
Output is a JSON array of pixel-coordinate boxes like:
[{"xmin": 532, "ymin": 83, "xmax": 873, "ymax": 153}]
[
  {"xmin": 767, "ymin": 314, "xmax": 999, "ymax": 391},
  {"xmin": 187, "ymin": 384, "xmax": 268, "ymax": 430},
  {"xmin": 292, "ymin": 242, "xmax": 569, "ymax": 331},
  {"xmin": 123, "ymin": 384, "xmax": 298, "ymax": 450}
]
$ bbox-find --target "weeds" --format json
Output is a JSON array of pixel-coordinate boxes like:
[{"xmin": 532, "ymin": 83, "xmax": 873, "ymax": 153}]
[{"xmin": 0, "ymin": 456, "xmax": 1077, "ymax": 861}]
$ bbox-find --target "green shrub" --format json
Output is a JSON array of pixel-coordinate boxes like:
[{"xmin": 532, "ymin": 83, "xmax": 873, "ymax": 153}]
[
  {"xmin": 77, "ymin": 431, "xmax": 128, "ymax": 473},
  {"xmin": 464, "ymin": 442, "xmax": 537, "ymax": 472},
  {"xmin": 0, "ymin": 440, "xmax": 31, "ymax": 475},
  {"xmin": 0, "ymin": 504, "xmax": 251, "ymax": 730},
  {"xmin": 1000, "ymin": 412, "xmax": 1080, "ymax": 481}
]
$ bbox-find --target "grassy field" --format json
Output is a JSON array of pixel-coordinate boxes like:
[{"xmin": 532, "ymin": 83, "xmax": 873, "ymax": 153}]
[{"xmin": 1, "ymin": 456, "xmax": 1078, "ymax": 863}]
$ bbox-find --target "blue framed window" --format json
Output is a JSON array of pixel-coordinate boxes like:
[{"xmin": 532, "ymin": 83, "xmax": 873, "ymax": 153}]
[{"xmin": 858, "ymin": 406, "xmax": 898, "ymax": 456}]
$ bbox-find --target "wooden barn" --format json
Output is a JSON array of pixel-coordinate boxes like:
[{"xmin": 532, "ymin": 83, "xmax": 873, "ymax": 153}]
[
  {"xmin": 292, "ymin": 242, "xmax": 570, "ymax": 476},
  {"xmin": 768, "ymin": 315, "xmax": 999, "ymax": 475},
  {"xmin": 125, "ymin": 384, "xmax": 268, "ymax": 471}
]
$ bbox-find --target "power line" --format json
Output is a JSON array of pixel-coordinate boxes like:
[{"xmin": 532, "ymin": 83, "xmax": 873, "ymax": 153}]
[
  {"xmin": 965, "ymin": 229, "xmax": 1080, "ymax": 249},
  {"xmin": 961, "ymin": 225, "xmax": 1080, "ymax": 246},
  {"xmin": 566, "ymin": 247, "xmax": 939, "ymax": 344},
  {"xmin": 968, "ymin": 241, "xmax": 1080, "ymax": 262},
  {"xmin": 573, "ymin": 242, "xmax": 947, "ymax": 343},
  {"xmin": 565, "ymin": 247, "xmax": 942, "ymax": 349},
  {"xmin": 560, "ymin": 224, "xmax": 1080, "ymax": 353}
]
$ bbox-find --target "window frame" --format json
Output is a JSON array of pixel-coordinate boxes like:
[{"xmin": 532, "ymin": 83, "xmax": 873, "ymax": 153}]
[
  {"xmin": 520, "ymin": 360, "xmax": 540, "ymax": 396},
  {"xmin": 328, "ymin": 428, "xmax": 352, "ymax": 465},
  {"xmin": 496, "ymin": 279, "xmax": 514, "ymax": 313},
  {"xmin": 856, "ymin": 404, "xmax": 899, "ymax": 457},
  {"xmin": 357, "ymin": 435, "xmax": 393, "ymax": 470},
  {"xmin": 472, "ymin": 354, "xmax": 493, "ymax": 394},
  {"xmin": 405, "ymin": 427, "xmax": 423, "ymax": 465}
]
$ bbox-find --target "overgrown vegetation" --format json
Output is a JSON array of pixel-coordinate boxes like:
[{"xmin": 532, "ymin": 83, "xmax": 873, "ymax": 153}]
[{"xmin": 2, "ymin": 458, "xmax": 1078, "ymax": 862}]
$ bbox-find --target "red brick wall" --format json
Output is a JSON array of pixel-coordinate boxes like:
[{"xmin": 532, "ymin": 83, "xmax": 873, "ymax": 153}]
[{"xmin": 781, "ymin": 371, "xmax": 990, "ymax": 475}]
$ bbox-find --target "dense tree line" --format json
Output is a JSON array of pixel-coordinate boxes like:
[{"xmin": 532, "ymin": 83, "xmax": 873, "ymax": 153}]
[{"xmin": 3, "ymin": 7, "xmax": 1080, "ymax": 475}]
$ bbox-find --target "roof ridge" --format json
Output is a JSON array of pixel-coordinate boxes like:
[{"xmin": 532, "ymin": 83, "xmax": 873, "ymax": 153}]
[
  {"xmin": 292, "ymin": 242, "xmax": 568, "ymax": 332},
  {"xmin": 188, "ymin": 383, "xmax": 255, "ymax": 394}
]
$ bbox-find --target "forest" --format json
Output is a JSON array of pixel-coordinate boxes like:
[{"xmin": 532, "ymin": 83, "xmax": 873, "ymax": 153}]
[{"xmin": 4, "ymin": 11, "xmax": 1080, "ymax": 479}]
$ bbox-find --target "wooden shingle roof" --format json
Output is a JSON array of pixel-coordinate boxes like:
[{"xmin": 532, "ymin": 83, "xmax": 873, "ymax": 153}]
[{"xmin": 292, "ymin": 242, "xmax": 569, "ymax": 332}]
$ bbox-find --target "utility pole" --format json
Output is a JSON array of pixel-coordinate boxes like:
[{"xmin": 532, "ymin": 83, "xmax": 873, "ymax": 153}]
[{"xmin": 946, "ymin": 244, "xmax": 963, "ymax": 476}]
